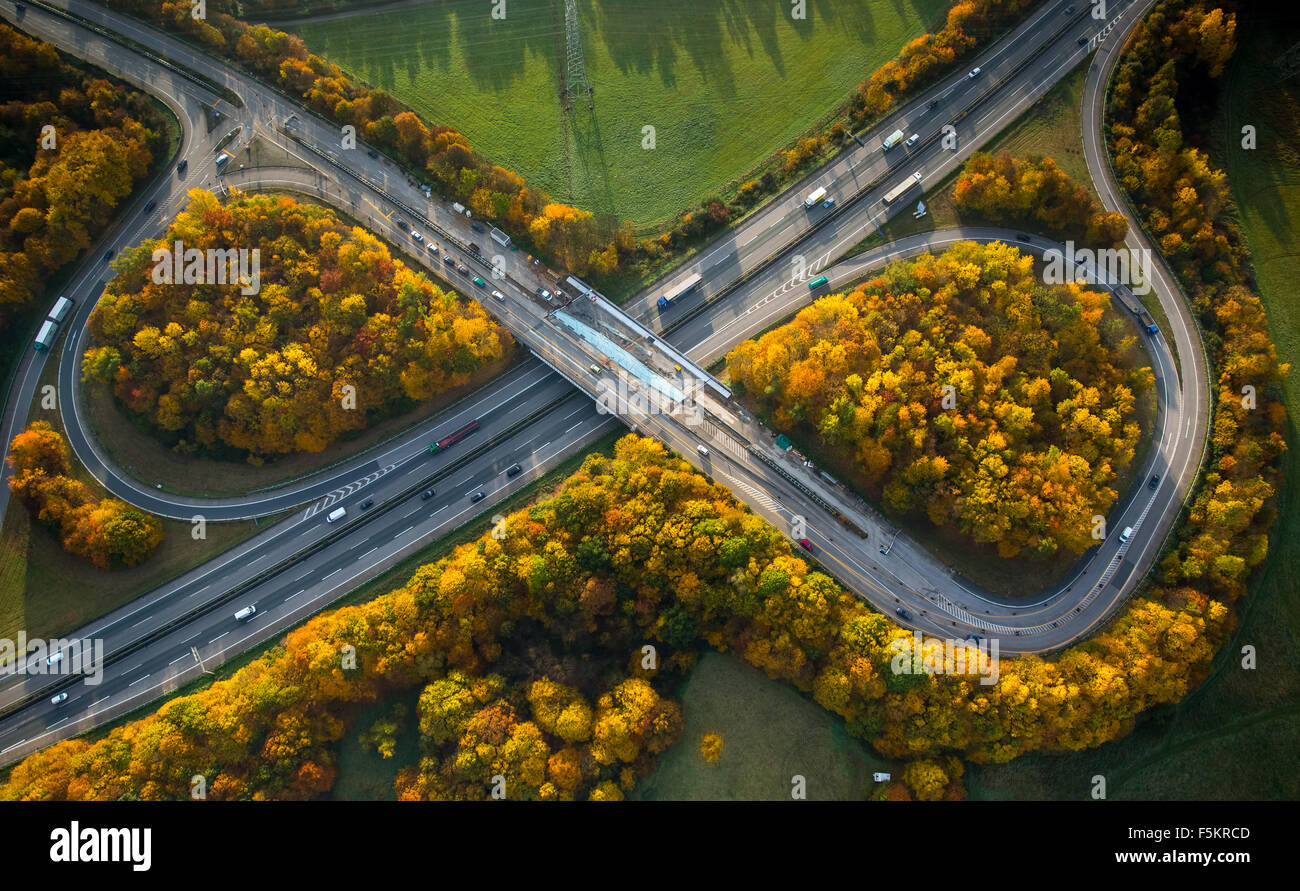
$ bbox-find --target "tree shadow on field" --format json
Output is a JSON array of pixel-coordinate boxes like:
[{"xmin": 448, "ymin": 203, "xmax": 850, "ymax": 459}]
[
  {"xmin": 587, "ymin": 0, "xmax": 734, "ymax": 96},
  {"xmin": 451, "ymin": 0, "xmax": 559, "ymax": 94}
]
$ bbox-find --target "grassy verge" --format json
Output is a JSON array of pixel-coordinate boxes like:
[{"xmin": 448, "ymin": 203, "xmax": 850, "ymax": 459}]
[
  {"xmin": 726, "ymin": 250, "xmax": 1160, "ymax": 598},
  {"xmin": 969, "ymin": 7, "xmax": 1300, "ymax": 799},
  {"xmin": 78, "ymin": 186, "xmax": 523, "ymax": 498},
  {"xmin": 0, "ymin": 426, "xmax": 627, "ymax": 782},
  {"xmin": 0, "ymin": 343, "xmax": 269, "ymax": 642},
  {"xmin": 81, "ymin": 349, "xmax": 520, "ymax": 498}
]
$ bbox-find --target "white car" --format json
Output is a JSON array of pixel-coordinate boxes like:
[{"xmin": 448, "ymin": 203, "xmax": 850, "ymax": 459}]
[
  {"xmin": 491, "ymin": 290, "xmax": 505, "ymax": 301},
  {"xmin": 968, "ymin": 67, "xmax": 981, "ymax": 78},
  {"xmin": 51, "ymin": 692, "xmax": 68, "ymax": 706},
  {"xmin": 905, "ymin": 133, "xmax": 920, "ymax": 147}
]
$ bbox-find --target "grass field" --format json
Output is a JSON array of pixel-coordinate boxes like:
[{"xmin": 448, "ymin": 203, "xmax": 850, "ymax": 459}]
[
  {"xmin": 290, "ymin": 0, "xmax": 949, "ymax": 228},
  {"xmin": 969, "ymin": 8, "xmax": 1300, "ymax": 800},
  {"xmin": 632, "ymin": 650, "xmax": 891, "ymax": 801}
]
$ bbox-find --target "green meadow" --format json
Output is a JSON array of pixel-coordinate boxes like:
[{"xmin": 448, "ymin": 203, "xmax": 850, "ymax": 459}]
[{"xmin": 291, "ymin": 0, "xmax": 948, "ymax": 227}]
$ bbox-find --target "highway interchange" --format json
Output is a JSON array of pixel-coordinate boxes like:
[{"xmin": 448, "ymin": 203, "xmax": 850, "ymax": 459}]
[{"xmin": 0, "ymin": 0, "xmax": 1205, "ymax": 766}]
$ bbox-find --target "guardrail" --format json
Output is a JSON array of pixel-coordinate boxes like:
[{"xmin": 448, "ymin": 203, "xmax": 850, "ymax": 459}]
[
  {"xmin": 655, "ymin": 2, "xmax": 1098, "ymax": 341},
  {"xmin": 747, "ymin": 445, "xmax": 870, "ymax": 539},
  {"xmin": 1091, "ymin": 0, "xmax": 1216, "ymax": 606},
  {"xmin": 0, "ymin": 390, "xmax": 574, "ymax": 717}
]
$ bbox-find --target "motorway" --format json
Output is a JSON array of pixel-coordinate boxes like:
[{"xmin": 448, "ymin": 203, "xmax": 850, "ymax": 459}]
[{"xmin": 0, "ymin": 0, "xmax": 1203, "ymax": 765}]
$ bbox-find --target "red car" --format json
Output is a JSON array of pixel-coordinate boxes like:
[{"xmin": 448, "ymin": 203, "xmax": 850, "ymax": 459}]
[{"xmin": 798, "ymin": 539, "xmax": 815, "ymax": 553}]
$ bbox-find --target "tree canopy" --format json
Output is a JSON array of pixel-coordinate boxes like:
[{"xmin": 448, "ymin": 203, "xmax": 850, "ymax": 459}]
[
  {"xmin": 728, "ymin": 241, "xmax": 1152, "ymax": 559},
  {"xmin": 84, "ymin": 189, "xmax": 511, "ymax": 458}
]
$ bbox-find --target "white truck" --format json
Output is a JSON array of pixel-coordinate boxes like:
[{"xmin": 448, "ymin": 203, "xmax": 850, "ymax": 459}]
[
  {"xmin": 804, "ymin": 186, "xmax": 827, "ymax": 208},
  {"xmin": 48, "ymin": 296, "xmax": 74, "ymax": 323},
  {"xmin": 882, "ymin": 128, "xmax": 905, "ymax": 150}
]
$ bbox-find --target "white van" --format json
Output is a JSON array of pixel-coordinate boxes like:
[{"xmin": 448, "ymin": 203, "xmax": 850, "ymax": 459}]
[
  {"xmin": 234, "ymin": 605, "xmax": 257, "ymax": 622},
  {"xmin": 49, "ymin": 296, "xmax": 74, "ymax": 323},
  {"xmin": 326, "ymin": 506, "xmax": 347, "ymax": 523},
  {"xmin": 1119, "ymin": 526, "xmax": 1134, "ymax": 544},
  {"xmin": 452, "ymin": 202, "xmax": 466, "ymax": 215}
]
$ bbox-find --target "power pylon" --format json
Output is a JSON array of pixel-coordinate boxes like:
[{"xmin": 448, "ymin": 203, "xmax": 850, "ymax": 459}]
[{"xmin": 564, "ymin": 0, "xmax": 593, "ymax": 108}]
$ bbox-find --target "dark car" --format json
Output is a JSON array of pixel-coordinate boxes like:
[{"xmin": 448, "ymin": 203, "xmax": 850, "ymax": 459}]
[
  {"xmin": 470, "ymin": 491, "xmax": 486, "ymax": 503},
  {"xmin": 1016, "ymin": 233, "xmax": 1032, "ymax": 242},
  {"xmin": 471, "ymin": 223, "xmax": 486, "ymax": 233},
  {"xmin": 367, "ymin": 149, "xmax": 378, "ymax": 159},
  {"xmin": 927, "ymin": 98, "xmax": 939, "ymax": 110},
  {"xmin": 443, "ymin": 255, "xmax": 456, "ymax": 267},
  {"xmin": 1148, "ymin": 475, "xmax": 1160, "ymax": 490},
  {"xmin": 506, "ymin": 464, "xmax": 522, "ymax": 477},
  {"xmin": 457, "ymin": 265, "xmax": 470, "ymax": 275},
  {"xmin": 1078, "ymin": 35, "xmax": 1089, "ymax": 46},
  {"xmin": 896, "ymin": 607, "xmax": 913, "ymax": 621},
  {"xmin": 467, "ymin": 243, "xmax": 482, "ymax": 254},
  {"xmin": 421, "ymin": 488, "xmax": 436, "ymax": 500},
  {"xmin": 177, "ymin": 159, "xmax": 188, "ymax": 174},
  {"xmin": 144, "ymin": 200, "xmax": 157, "ymax": 213},
  {"xmin": 394, "ymin": 218, "xmax": 407, "ymax": 230},
  {"xmin": 104, "ymin": 250, "xmax": 114, "ymax": 262},
  {"xmin": 360, "ymin": 498, "xmax": 374, "ymax": 510}
]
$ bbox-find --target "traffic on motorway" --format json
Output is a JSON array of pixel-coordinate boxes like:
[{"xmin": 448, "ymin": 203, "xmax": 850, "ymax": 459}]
[{"xmin": 0, "ymin": 0, "xmax": 1190, "ymax": 770}]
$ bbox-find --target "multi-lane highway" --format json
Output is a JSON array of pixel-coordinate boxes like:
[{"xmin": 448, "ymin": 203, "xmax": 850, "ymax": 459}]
[{"xmin": 0, "ymin": 0, "xmax": 1203, "ymax": 766}]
